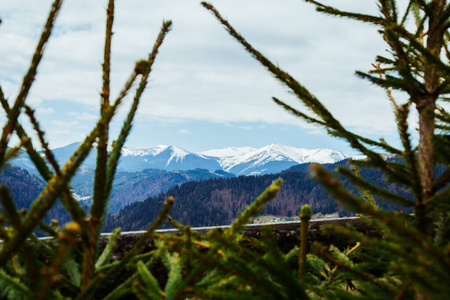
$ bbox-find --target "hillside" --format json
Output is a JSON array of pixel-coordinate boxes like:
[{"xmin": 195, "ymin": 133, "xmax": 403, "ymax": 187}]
[
  {"xmin": 0, "ymin": 165, "xmax": 74, "ymax": 227},
  {"xmin": 2, "ymin": 158, "xmax": 417, "ymax": 232},
  {"xmin": 0, "ymin": 165, "xmax": 46, "ymax": 211},
  {"xmin": 72, "ymin": 167, "xmax": 235, "ymax": 213},
  {"xmin": 104, "ymin": 161, "xmax": 412, "ymax": 232}
]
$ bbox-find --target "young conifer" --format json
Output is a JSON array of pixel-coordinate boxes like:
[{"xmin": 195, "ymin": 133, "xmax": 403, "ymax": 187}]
[
  {"xmin": 0, "ymin": 1, "xmax": 175, "ymax": 298},
  {"xmin": 202, "ymin": 0, "xmax": 450, "ymax": 298}
]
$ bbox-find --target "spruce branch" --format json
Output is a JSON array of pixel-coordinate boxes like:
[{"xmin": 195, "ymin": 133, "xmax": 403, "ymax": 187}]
[
  {"xmin": 305, "ymin": 0, "xmax": 384, "ymax": 25},
  {"xmin": 299, "ymin": 205, "xmax": 311, "ymax": 283},
  {"xmin": 23, "ymin": 105, "xmax": 60, "ymax": 175},
  {"xmin": 162, "ymin": 251, "xmax": 184, "ymax": 299},
  {"xmin": 351, "ymin": 167, "xmax": 378, "ymax": 209},
  {"xmin": 429, "ymin": 185, "xmax": 450, "ymax": 207},
  {"xmin": 76, "ymin": 197, "xmax": 174, "ymax": 299},
  {"xmin": 321, "ymin": 224, "xmax": 413, "ymax": 265},
  {"xmin": 95, "ymin": 227, "xmax": 120, "ymax": 269},
  {"xmin": 382, "ymin": 26, "xmax": 424, "ymax": 101},
  {"xmin": 156, "ymin": 234, "xmax": 214, "ymax": 255},
  {"xmin": 262, "ymin": 226, "xmax": 306, "ymax": 299},
  {"xmin": 91, "ymin": 0, "xmax": 115, "ymax": 219},
  {"xmin": 272, "ymin": 97, "xmax": 326, "ymax": 126},
  {"xmin": 337, "ymin": 166, "xmax": 414, "ymax": 207},
  {"xmin": 372, "ymin": 63, "xmax": 400, "ymax": 112},
  {"xmin": 202, "ymin": 1, "xmax": 407, "ymax": 182},
  {"xmin": 4, "ymin": 101, "xmax": 88, "ymax": 240},
  {"xmin": 355, "ymin": 71, "xmax": 414, "ymax": 92},
  {"xmin": 312, "ymin": 164, "xmax": 450, "ymax": 272},
  {"xmin": 392, "ymin": 24, "xmax": 450, "ymax": 81},
  {"xmin": 390, "ymin": 0, "xmax": 399, "ymax": 22},
  {"xmin": 0, "ymin": 110, "xmax": 109, "ymax": 267},
  {"xmin": 166, "ymin": 216, "xmax": 213, "ymax": 244},
  {"xmin": 0, "ymin": 88, "xmax": 54, "ymax": 182},
  {"xmin": 3, "ymin": 139, "xmax": 27, "ymax": 163},
  {"xmin": 413, "ymin": 0, "xmax": 431, "ymax": 18},
  {"xmin": 0, "ymin": 185, "xmax": 22, "ymax": 229},
  {"xmin": 201, "ymin": 2, "xmax": 338, "ymax": 124},
  {"xmin": 101, "ymin": 247, "xmax": 166, "ymax": 300},
  {"xmin": 395, "ymin": 104, "xmax": 423, "ymax": 203},
  {"xmin": 312, "ymin": 243, "xmax": 396, "ymax": 294},
  {"xmin": 375, "ymin": 55, "xmax": 397, "ymax": 65},
  {"xmin": 400, "ymin": 0, "xmax": 415, "ymax": 26},
  {"xmin": 136, "ymin": 260, "xmax": 164, "ymax": 299},
  {"xmin": 0, "ymin": 0, "xmax": 62, "ymax": 167},
  {"xmin": 174, "ymin": 242, "xmax": 286, "ymax": 299},
  {"xmin": 0, "ymin": 162, "xmax": 82, "ymax": 266},
  {"xmin": 441, "ymin": 5, "xmax": 450, "ymax": 28},
  {"xmin": 0, "ymin": 270, "xmax": 31, "ymax": 298},
  {"xmin": 35, "ymin": 222, "xmax": 80, "ymax": 300},
  {"xmin": 86, "ymin": 1, "xmax": 116, "ymax": 286},
  {"xmin": 444, "ymin": 31, "xmax": 450, "ymax": 60},
  {"xmin": 433, "ymin": 168, "xmax": 450, "ymax": 193},
  {"xmin": 82, "ymin": 20, "xmax": 172, "ymax": 289},
  {"xmin": 225, "ymin": 178, "xmax": 282, "ymax": 239},
  {"xmin": 323, "ymin": 224, "xmax": 448, "ymax": 297},
  {"xmin": 105, "ymin": 20, "xmax": 172, "ymax": 205},
  {"xmin": 331, "ymin": 129, "xmax": 403, "ymax": 155}
]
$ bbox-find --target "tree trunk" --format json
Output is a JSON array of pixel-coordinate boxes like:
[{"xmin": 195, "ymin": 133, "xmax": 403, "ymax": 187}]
[{"xmin": 416, "ymin": 0, "xmax": 445, "ymax": 235}]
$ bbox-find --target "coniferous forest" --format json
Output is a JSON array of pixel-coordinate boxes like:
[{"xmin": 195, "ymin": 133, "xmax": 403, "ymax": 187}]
[
  {"xmin": 1, "ymin": 0, "xmax": 450, "ymax": 299},
  {"xmin": 104, "ymin": 160, "xmax": 414, "ymax": 231},
  {"xmin": 0, "ymin": 159, "xmax": 416, "ymax": 233}
]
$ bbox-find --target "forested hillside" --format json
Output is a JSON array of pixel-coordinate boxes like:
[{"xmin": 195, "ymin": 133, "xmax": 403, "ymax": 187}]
[
  {"xmin": 0, "ymin": 165, "xmax": 75, "ymax": 226},
  {"xmin": 104, "ymin": 160, "xmax": 413, "ymax": 231},
  {"xmin": 0, "ymin": 165, "xmax": 45, "ymax": 211},
  {"xmin": 73, "ymin": 167, "xmax": 235, "ymax": 213},
  {"xmin": 0, "ymin": 160, "xmax": 420, "ymax": 232}
]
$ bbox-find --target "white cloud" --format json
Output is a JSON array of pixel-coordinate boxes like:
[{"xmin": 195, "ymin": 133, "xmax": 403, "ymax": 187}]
[
  {"xmin": 178, "ymin": 128, "xmax": 191, "ymax": 135},
  {"xmin": 67, "ymin": 111, "xmax": 98, "ymax": 121},
  {"xmin": 52, "ymin": 120, "xmax": 81, "ymax": 128},
  {"xmin": 36, "ymin": 107, "xmax": 54, "ymax": 115},
  {"xmin": 0, "ymin": 0, "xmax": 403, "ymax": 148}
]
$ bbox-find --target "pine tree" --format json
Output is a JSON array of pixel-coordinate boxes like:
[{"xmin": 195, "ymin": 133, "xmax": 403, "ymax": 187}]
[
  {"xmin": 202, "ymin": 0, "xmax": 450, "ymax": 298},
  {"xmin": 0, "ymin": 1, "xmax": 175, "ymax": 298}
]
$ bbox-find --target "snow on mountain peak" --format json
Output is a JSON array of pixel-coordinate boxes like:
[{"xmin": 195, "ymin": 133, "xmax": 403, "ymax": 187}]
[
  {"xmin": 27, "ymin": 143, "xmax": 351, "ymax": 176},
  {"xmin": 118, "ymin": 143, "xmax": 347, "ymax": 165},
  {"xmin": 200, "ymin": 146, "xmax": 257, "ymax": 158},
  {"xmin": 11, "ymin": 142, "xmax": 355, "ymax": 178},
  {"xmin": 199, "ymin": 144, "xmax": 348, "ymax": 174},
  {"xmin": 121, "ymin": 145, "xmax": 169, "ymax": 157},
  {"xmin": 166, "ymin": 146, "xmax": 190, "ymax": 165}
]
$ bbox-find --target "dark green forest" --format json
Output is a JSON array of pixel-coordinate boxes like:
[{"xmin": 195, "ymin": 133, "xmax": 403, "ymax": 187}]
[
  {"xmin": 104, "ymin": 159, "xmax": 414, "ymax": 231},
  {"xmin": 0, "ymin": 159, "xmax": 415, "ymax": 232}
]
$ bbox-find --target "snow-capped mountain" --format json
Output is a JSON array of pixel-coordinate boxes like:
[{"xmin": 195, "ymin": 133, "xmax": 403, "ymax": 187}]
[
  {"xmin": 10, "ymin": 143, "xmax": 350, "ymax": 176},
  {"xmin": 116, "ymin": 145, "xmax": 221, "ymax": 172},
  {"xmin": 200, "ymin": 143, "xmax": 349, "ymax": 175},
  {"xmin": 201, "ymin": 146, "xmax": 257, "ymax": 158}
]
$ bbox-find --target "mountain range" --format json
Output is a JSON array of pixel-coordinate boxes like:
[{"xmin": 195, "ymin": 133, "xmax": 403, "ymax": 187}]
[
  {"xmin": 3, "ymin": 148, "xmax": 419, "ymax": 233},
  {"xmin": 11, "ymin": 142, "xmax": 351, "ymax": 176},
  {"xmin": 104, "ymin": 159, "xmax": 413, "ymax": 232},
  {"xmin": 6, "ymin": 142, "xmax": 354, "ymax": 214}
]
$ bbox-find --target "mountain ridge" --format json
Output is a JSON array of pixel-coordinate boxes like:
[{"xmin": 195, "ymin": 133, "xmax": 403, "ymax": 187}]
[{"xmin": 10, "ymin": 142, "xmax": 354, "ymax": 176}]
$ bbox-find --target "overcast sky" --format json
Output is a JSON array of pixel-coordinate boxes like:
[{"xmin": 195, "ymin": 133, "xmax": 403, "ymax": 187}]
[{"xmin": 0, "ymin": 0, "xmax": 412, "ymax": 155}]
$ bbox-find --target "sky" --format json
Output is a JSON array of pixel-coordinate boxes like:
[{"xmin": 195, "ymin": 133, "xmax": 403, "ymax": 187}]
[{"xmin": 0, "ymin": 0, "xmax": 414, "ymax": 155}]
